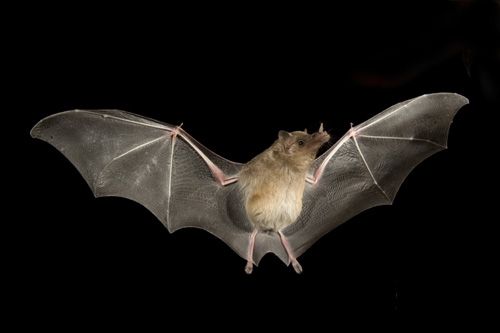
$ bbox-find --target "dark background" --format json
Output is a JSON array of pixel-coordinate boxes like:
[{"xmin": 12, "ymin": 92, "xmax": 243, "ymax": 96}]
[{"xmin": 12, "ymin": 1, "xmax": 499, "ymax": 326}]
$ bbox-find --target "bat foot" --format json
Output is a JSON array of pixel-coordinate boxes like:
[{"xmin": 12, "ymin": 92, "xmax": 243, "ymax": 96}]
[
  {"xmin": 244, "ymin": 261, "xmax": 254, "ymax": 274},
  {"xmin": 291, "ymin": 259, "xmax": 303, "ymax": 274},
  {"xmin": 278, "ymin": 230, "xmax": 303, "ymax": 274}
]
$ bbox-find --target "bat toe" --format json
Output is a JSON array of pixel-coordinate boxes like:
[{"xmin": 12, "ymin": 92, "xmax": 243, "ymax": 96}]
[
  {"xmin": 245, "ymin": 261, "xmax": 254, "ymax": 275},
  {"xmin": 292, "ymin": 260, "xmax": 303, "ymax": 274}
]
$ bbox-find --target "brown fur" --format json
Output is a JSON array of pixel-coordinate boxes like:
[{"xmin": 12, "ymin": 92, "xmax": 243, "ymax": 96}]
[{"xmin": 239, "ymin": 125, "xmax": 330, "ymax": 232}]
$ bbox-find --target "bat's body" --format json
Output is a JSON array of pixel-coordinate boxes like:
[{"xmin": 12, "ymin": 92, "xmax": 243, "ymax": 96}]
[
  {"xmin": 31, "ymin": 93, "xmax": 468, "ymax": 274},
  {"xmin": 239, "ymin": 126, "xmax": 330, "ymax": 273}
]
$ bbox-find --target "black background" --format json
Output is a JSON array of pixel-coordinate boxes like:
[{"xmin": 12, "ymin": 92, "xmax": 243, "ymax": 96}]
[{"xmin": 12, "ymin": 1, "xmax": 499, "ymax": 327}]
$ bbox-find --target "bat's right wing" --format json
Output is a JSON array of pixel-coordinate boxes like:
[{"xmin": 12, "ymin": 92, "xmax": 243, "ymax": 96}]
[
  {"xmin": 31, "ymin": 110, "xmax": 253, "ymax": 261},
  {"xmin": 282, "ymin": 93, "xmax": 469, "ymax": 259}
]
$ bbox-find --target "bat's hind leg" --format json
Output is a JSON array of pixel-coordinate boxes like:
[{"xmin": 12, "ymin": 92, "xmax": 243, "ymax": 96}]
[
  {"xmin": 278, "ymin": 231, "xmax": 303, "ymax": 274},
  {"xmin": 245, "ymin": 229, "xmax": 258, "ymax": 274}
]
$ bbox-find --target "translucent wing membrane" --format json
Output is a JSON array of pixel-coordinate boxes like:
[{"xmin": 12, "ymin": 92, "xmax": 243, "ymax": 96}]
[
  {"xmin": 31, "ymin": 93, "xmax": 468, "ymax": 270},
  {"xmin": 31, "ymin": 110, "xmax": 251, "ymax": 260},
  {"xmin": 285, "ymin": 93, "xmax": 468, "ymax": 258}
]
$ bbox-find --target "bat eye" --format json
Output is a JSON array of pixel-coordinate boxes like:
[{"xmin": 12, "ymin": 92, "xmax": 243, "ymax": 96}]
[{"xmin": 297, "ymin": 140, "xmax": 305, "ymax": 146}]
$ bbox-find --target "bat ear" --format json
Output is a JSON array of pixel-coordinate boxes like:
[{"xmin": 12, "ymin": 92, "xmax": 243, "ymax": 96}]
[{"xmin": 279, "ymin": 130, "xmax": 292, "ymax": 141}]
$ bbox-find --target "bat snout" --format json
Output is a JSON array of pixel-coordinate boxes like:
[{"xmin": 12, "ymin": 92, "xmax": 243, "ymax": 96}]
[{"xmin": 312, "ymin": 131, "xmax": 330, "ymax": 146}]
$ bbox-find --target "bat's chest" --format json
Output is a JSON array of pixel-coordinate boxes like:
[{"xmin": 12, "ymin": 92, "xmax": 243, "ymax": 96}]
[{"xmin": 243, "ymin": 175, "xmax": 306, "ymax": 231}]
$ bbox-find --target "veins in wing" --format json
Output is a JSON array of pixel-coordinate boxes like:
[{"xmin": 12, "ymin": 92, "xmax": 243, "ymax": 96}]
[
  {"xmin": 94, "ymin": 114, "xmax": 238, "ymax": 193},
  {"xmin": 352, "ymin": 134, "xmax": 447, "ymax": 149},
  {"xmin": 307, "ymin": 122, "xmax": 446, "ymax": 203},
  {"xmin": 349, "ymin": 125, "xmax": 392, "ymax": 203},
  {"xmin": 176, "ymin": 129, "xmax": 239, "ymax": 186}
]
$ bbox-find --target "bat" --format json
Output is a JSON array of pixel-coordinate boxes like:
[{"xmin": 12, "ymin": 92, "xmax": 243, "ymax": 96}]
[{"xmin": 30, "ymin": 93, "xmax": 468, "ymax": 274}]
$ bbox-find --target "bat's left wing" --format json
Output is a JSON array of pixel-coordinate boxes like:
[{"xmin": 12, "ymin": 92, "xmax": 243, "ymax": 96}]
[
  {"xmin": 31, "ymin": 110, "xmax": 253, "ymax": 262},
  {"xmin": 281, "ymin": 93, "xmax": 469, "ymax": 261}
]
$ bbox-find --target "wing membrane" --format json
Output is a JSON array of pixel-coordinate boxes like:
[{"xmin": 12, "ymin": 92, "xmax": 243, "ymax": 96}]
[
  {"xmin": 31, "ymin": 110, "xmax": 251, "ymax": 260},
  {"xmin": 284, "ymin": 93, "xmax": 468, "ymax": 258}
]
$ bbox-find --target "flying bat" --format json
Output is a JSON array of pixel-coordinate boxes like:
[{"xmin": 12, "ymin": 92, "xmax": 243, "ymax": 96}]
[{"xmin": 30, "ymin": 93, "xmax": 468, "ymax": 274}]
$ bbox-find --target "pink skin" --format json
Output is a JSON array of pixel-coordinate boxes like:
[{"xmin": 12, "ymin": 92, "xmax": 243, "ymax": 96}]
[
  {"xmin": 307, "ymin": 123, "xmax": 358, "ymax": 185},
  {"xmin": 168, "ymin": 124, "xmax": 239, "ymax": 186},
  {"xmin": 278, "ymin": 231, "xmax": 303, "ymax": 274},
  {"xmin": 245, "ymin": 230, "xmax": 303, "ymax": 274},
  {"xmin": 245, "ymin": 230, "xmax": 258, "ymax": 274}
]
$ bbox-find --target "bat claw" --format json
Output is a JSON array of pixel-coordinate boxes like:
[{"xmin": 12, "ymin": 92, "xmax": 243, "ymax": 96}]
[
  {"xmin": 278, "ymin": 230, "xmax": 303, "ymax": 274},
  {"xmin": 291, "ymin": 260, "xmax": 303, "ymax": 274},
  {"xmin": 245, "ymin": 261, "xmax": 253, "ymax": 274}
]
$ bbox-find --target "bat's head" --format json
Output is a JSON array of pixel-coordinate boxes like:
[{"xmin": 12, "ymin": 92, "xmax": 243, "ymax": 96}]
[{"xmin": 277, "ymin": 123, "xmax": 330, "ymax": 165}]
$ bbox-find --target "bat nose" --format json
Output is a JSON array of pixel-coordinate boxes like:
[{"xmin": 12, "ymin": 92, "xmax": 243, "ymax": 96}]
[{"xmin": 313, "ymin": 130, "xmax": 330, "ymax": 143}]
